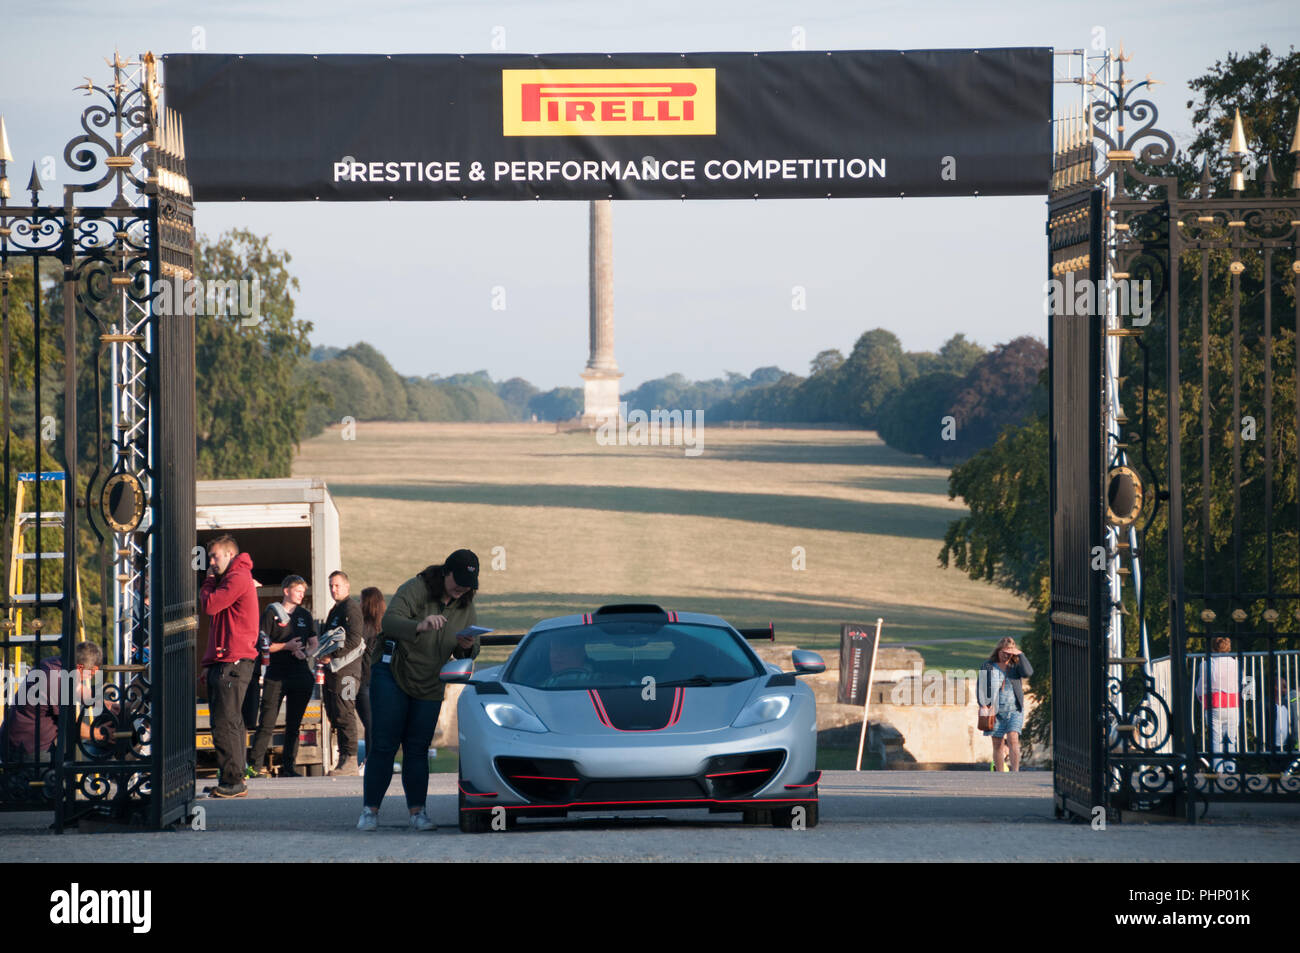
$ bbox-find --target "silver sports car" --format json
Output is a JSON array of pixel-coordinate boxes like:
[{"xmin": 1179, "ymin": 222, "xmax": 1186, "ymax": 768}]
[{"xmin": 443, "ymin": 603, "xmax": 824, "ymax": 833}]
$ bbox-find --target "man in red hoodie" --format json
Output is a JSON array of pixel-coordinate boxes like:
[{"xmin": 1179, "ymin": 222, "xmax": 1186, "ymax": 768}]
[{"xmin": 200, "ymin": 534, "xmax": 260, "ymax": 797}]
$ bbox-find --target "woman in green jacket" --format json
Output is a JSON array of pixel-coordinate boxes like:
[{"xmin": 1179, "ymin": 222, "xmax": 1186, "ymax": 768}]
[{"xmin": 357, "ymin": 549, "xmax": 480, "ymax": 832}]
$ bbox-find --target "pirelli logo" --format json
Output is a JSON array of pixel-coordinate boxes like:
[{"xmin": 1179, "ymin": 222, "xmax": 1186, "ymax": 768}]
[{"xmin": 502, "ymin": 68, "xmax": 716, "ymax": 136}]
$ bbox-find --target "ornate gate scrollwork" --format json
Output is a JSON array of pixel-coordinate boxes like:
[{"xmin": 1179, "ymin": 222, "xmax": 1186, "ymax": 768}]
[{"xmin": 0, "ymin": 51, "xmax": 196, "ymax": 829}]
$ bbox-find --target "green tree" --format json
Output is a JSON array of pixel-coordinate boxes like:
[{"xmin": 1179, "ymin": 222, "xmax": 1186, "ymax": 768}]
[
  {"xmin": 838, "ymin": 329, "xmax": 915, "ymax": 425},
  {"xmin": 405, "ymin": 377, "xmax": 458, "ymax": 420},
  {"xmin": 935, "ymin": 333, "xmax": 986, "ymax": 376},
  {"xmin": 945, "ymin": 337, "xmax": 1047, "ymax": 452},
  {"xmin": 528, "ymin": 387, "xmax": 582, "ymax": 421},
  {"xmin": 809, "ymin": 349, "xmax": 845, "ymax": 376},
  {"xmin": 876, "ymin": 371, "xmax": 963, "ymax": 461},
  {"xmin": 335, "ymin": 342, "xmax": 411, "ymax": 420},
  {"xmin": 194, "ymin": 230, "xmax": 319, "ymax": 478},
  {"xmin": 798, "ymin": 351, "xmax": 846, "ymax": 421},
  {"xmin": 497, "ymin": 377, "xmax": 540, "ymax": 419}
]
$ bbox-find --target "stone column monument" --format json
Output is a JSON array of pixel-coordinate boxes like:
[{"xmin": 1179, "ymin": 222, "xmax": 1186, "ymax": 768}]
[{"xmin": 581, "ymin": 199, "xmax": 623, "ymax": 425}]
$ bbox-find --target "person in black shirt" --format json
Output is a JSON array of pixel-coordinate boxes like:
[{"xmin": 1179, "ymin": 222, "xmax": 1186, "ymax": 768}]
[
  {"xmin": 356, "ymin": 586, "xmax": 386, "ymax": 766},
  {"xmin": 321, "ymin": 570, "xmax": 365, "ymax": 775},
  {"xmin": 247, "ymin": 575, "xmax": 317, "ymax": 777}
]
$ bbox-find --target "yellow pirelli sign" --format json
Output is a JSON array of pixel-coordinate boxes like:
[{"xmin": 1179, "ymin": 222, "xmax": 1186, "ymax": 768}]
[{"xmin": 502, "ymin": 68, "xmax": 716, "ymax": 136}]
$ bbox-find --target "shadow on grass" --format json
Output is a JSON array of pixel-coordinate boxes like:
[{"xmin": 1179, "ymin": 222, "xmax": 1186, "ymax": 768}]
[
  {"xmin": 701, "ymin": 438, "xmax": 939, "ymax": 469},
  {"xmin": 535, "ymin": 434, "xmax": 939, "ymax": 469},
  {"xmin": 841, "ymin": 474, "xmax": 954, "ymax": 496},
  {"xmin": 330, "ymin": 481, "xmax": 958, "ymax": 540}
]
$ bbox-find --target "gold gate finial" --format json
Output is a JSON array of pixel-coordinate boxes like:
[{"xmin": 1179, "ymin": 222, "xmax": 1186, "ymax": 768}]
[
  {"xmin": 1229, "ymin": 109, "xmax": 1248, "ymax": 192},
  {"xmin": 1290, "ymin": 109, "xmax": 1300, "ymax": 190},
  {"xmin": 1229, "ymin": 108, "xmax": 1248, "ymax": 154}
]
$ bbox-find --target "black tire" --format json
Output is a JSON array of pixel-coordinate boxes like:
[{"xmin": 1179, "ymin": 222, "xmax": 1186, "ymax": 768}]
[
  {"xmin": 459, "ymin": 803, "xmax": 493, "ymax": 833},
  {"xmin": 458, "ymin": 769, "xmax": 495, "ymax": 833},
  {"xmin": 771, "ymin": 790, "xmax": 819, "ymax": 829}
]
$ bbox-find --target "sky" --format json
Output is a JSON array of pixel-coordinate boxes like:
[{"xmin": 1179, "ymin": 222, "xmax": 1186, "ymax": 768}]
[{"xmin": 3, "ymin": 0, "xmax": 1297, "ymax": 390}]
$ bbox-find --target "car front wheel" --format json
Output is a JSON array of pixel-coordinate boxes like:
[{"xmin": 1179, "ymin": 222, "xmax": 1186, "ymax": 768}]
[
  {"xmin": 771, "ymin": 791, "xmax": 819, "ymax": 829},
  {"xmin": 458, "ymin": 770, "xmax": 494, "ymax": 833}
]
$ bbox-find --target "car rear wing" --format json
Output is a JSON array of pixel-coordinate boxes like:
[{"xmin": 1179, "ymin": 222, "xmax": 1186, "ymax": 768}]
[
  {"xmin": 738, "ymin": 623, "xmax": 775, "ymax": 642},
  {"xmin": 480, "ymin": 632, "xmax": 525, "ymax": 647}
]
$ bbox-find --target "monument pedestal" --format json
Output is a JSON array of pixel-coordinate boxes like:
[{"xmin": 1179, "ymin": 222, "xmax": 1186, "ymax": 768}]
[{"xmin": 581, "ymin": 369, "xmax": 623, "ymax": 427}]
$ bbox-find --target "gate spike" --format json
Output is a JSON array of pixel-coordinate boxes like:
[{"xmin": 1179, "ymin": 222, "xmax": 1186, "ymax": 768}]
[
  {"xmin": 1228, "ymin": 108, "xmax": 1247, "ymax": 155},
  {"xmin": 1262, "ymin": 155, "xmax": 1275, "ymax": 196},
  {"xmin": 1290, "ymin": 110, "xmax": 1300, "ymax": 191},
  {"xmin": 1199, "ymin": 155, "xmax": 1212, "ymax": 198},
  {"xmin": 0, "ymin": 116, "xmax": 12, "ymax": 164},
  {"xmin": 26, "ymin": 161, "xmax": 41, "ymax": 200}
]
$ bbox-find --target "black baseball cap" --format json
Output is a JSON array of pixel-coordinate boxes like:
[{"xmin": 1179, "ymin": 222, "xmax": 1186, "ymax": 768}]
[{"xmin": 445, "ymin": 549, "xmax": 479, "ymax": 590}]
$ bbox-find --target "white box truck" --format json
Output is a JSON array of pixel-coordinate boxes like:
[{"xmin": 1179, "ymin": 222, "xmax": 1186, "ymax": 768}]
[{"xmin": 194, "ymin": 477, "xmax": 343, "ymax": 776}]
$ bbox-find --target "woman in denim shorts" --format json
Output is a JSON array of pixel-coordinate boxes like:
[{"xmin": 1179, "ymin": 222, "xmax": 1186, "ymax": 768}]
[{"xmin": 977, "ymin": 637, "xmax": 1033, "ymax": 771}]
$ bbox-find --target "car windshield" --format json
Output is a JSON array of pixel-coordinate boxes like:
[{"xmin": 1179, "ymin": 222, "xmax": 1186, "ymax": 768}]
[{"xmin": 505, "ymin": 620, "xmax": 764, "ymax": 691}]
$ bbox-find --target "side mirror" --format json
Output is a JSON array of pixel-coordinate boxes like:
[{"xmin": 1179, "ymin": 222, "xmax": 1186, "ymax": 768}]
[
  {"xmin": 440, "ymin": 658, "xmax": 474, "ymax": 684},
  {"xmin": 790, "ymin": 650, "xmax": 825, "ymax": 676}
]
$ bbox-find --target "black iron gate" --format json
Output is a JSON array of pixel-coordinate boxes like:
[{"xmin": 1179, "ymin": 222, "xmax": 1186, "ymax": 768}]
[
  {"xmin": 1048, "ymin": 172, "xmax": 1106, "ymax": 818},
  {"xmin": 0, "ymin": 53, "xmax": 196, "ymax": 829},
  {"xmin": 1052, "ymin": 51, "xmax": 1300, "ymax": 821}
]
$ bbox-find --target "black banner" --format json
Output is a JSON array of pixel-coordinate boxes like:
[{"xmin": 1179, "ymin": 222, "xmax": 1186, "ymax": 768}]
[
  {"xmin": 162, "ymin": 49, "xmax": 1051, "ymax": 202},
  {"xmin": 837, "ymin": 621, "xmax": 881, "ymax": 706}
]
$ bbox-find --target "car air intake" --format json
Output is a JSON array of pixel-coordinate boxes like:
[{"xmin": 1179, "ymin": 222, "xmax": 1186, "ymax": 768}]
[
  {"xmin": 593, "ymin": 604, "xmax": 666, "ymax": 617},
  {"xmin": 702, "ymin": 750, "xmax": 786, "ymax": 799},
  {"xmin": 495, "ymin": 757, "xmax": 582, "ymax": 803}
]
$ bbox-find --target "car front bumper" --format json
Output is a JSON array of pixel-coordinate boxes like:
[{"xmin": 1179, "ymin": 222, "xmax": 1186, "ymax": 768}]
[{"xmin": 458, "ymin": 700, "xmax": 819, "ymax": 817}]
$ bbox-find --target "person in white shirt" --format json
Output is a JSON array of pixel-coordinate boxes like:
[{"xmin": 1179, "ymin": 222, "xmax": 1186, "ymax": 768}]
[
  {"xmin": 1194, "ymin": 636, "xmax": 1240, "ymax": 773},
  {"xmin": 1271, "ymin": 673, "xmax": 1297, "ymax": 752}
]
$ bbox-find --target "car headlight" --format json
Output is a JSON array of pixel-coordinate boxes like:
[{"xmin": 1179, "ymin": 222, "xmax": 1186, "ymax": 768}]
[
  {"xmin": 733, "ymin": 694, "xmax": 791, "ymax": 728},
  {"xmin": 483, "ymin": 702, "xmax": 548, "ymax": 733}
]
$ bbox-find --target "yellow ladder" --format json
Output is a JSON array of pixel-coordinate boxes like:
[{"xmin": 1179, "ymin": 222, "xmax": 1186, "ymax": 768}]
[{"xmin": 6, "ymin": 470, "xmax": 84, "ymax": 648}]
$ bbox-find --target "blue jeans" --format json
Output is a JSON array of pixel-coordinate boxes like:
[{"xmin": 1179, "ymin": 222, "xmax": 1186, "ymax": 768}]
[{"xmin": 362, "ymin": 662, "xmax": 443, "ymax": 811}]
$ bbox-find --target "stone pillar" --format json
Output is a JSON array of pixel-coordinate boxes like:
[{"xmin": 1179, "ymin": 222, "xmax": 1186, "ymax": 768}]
[{"xmin": 581, "ymin": 199, "xmax": 622, "ymax": 425}]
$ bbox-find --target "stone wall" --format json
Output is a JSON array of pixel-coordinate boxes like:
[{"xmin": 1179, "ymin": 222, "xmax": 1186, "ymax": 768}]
[{"xmin": 751, "ymin": 644, "xmax": 1047, "ymax": 767}]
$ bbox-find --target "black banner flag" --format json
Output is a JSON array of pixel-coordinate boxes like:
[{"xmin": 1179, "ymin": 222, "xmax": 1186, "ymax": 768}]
[
  {"xmin": 163, "ymin": 49, "xmax": 1051, "ymax": 202},
  {"xmin": 838, "ymin": 621, "xmax": 882, "ymax": 707}
]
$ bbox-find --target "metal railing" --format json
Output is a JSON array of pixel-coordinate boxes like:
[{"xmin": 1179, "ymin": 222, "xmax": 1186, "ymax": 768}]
[{"xmin": 1149, "ymin": 651, "xmax": 1300, "ymax": 755}]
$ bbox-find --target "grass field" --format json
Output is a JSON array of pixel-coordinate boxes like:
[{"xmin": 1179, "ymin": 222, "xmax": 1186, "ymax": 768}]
[{"xmin": 293, "ymin": 422, "xmax": 1029, "ymax": 671}]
